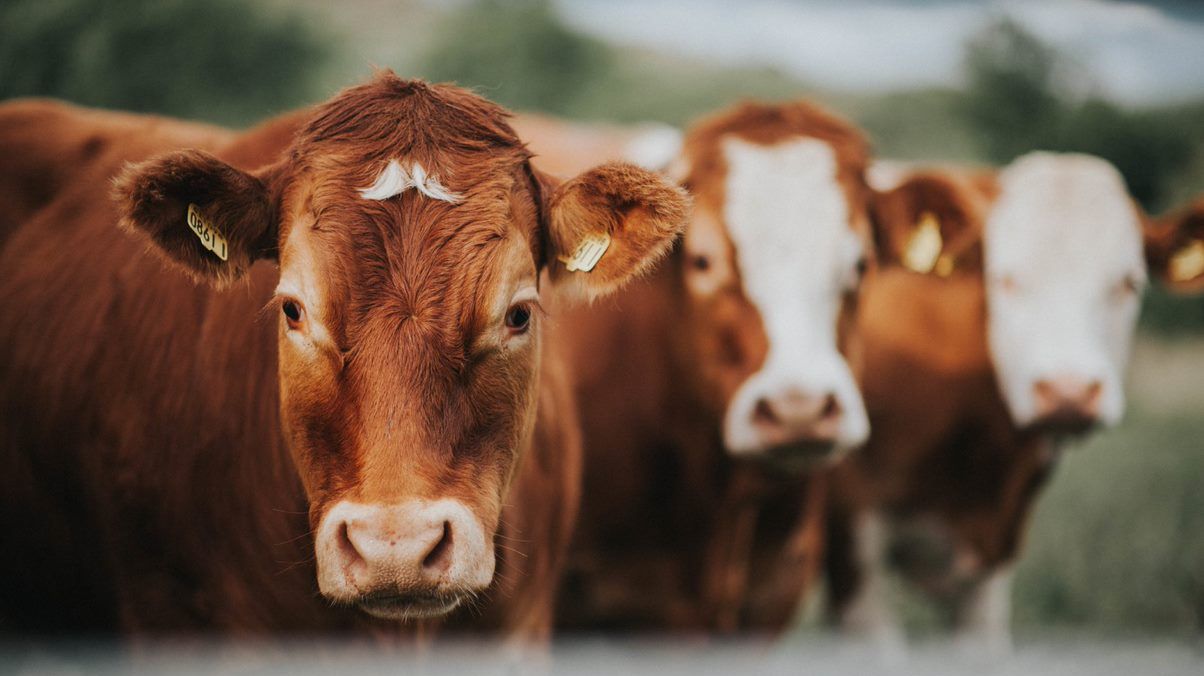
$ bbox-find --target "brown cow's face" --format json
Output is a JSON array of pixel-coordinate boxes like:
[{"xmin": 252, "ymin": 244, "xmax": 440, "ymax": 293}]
[
  {"xmin": 114, "ymin": 74, "xmax": 688, "ymax": 621},
  {"xmin": 272, "ymin": 160, "xmax": 544, "ymax": 620},
  {"xmin": 673, "ymin": 102, "xmax": 873, "ymax": 465}
]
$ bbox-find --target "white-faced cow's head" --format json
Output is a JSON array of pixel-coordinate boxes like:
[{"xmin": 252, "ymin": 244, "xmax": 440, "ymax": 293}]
[
  {"xmin": 671, "ymin": 101, "xmax": 873, "ymax": 463},
  {"xmin": 113, "ymin": 73, "xmax": 687, "ymax": 620},
  {"xmin": 984, "ymin": 152, "xmax": 1147, "ymax": 433}
]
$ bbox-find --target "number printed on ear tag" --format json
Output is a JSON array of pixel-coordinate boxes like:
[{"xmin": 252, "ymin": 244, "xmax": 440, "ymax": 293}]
[
  {"xmin": 558, "ymin": 231, "xmax": 611, "ymax": 273},
  {"xmin": 1169, "ymin": 238, "xmax": 1204, "ymax": 283},
  {"xmin": 903, "ymin": 211, "xmax": 943, "ymax": 275},
  {"xmin": 186, "ymin": 203, "xmax": 229, "ymax": 261}
]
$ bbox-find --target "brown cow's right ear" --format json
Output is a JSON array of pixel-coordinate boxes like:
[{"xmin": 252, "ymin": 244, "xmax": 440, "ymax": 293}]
[
  {"xmin": 113, "ymin": 150, "xmax": 281, "ymax": 287},
  {"xmin": 868, "ymin": 172, "xmax": 988, "ymax": 277},
  {"xmin": 532, "ymin": 161, "xmax": 690, "ymax": 303},
  {"xmin": 1146, "ymin": 198, "xmax": 1204, "ymax": 294}
]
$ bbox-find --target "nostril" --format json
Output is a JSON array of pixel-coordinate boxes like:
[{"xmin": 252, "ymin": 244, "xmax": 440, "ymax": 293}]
[
  {"xmin": 753, "ymin": 398, "xmax": 780, "ymax": 426},
  {"xmin": 820, "ymin": 394, "xmax": 841, "ymax": 421},
  {"xmin": 1085, "ymin": 381, "xmax": 1102, "ymax": 404},
  {"xmin": 336, "ymin": 520, "xmax": 365, "ymax": 568},
  {"xmin": 421, "ymin": 520, "xmax": 454, "ymax": 573}
]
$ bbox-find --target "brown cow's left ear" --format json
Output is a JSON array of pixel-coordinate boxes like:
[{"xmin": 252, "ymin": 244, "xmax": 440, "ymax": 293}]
[
  {"xmin": 534, "ymin": 161, "xmax": 690, "ymax": 302},
  {"xmin": 112, "ymin": 149, "xmax": 282, "ymax": 287},
  {"xmin": 1146, "ymin": 198, "xmax": 1204, "ymax": 294},
  {"xmin": 868, "ymin": 171, "xmax": 989, "ymax": 277}
]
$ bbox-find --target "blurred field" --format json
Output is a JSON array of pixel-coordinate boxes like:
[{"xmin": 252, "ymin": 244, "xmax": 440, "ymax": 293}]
[{"xmin": 1, "ymin": 0, "xmax": 1202, "ymax": 644}]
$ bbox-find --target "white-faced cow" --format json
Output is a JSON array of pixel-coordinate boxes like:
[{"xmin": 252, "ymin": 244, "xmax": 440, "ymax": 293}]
[
  {"xmin": 520, "ymin": 100, "xmax": 876, "ymax": 632},
  {"xmin": 825, "ymin": 152, "xmax": 1202, "ymax": 655}
]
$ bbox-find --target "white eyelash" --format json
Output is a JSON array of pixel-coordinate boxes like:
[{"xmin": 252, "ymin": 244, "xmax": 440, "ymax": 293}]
[{"xmin": 359, "ymin": 159, "xmax": 462, "ymax": 203}]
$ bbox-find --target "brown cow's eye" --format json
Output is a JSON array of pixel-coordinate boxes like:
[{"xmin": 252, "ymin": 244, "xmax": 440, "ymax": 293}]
[
  {"xmin": 691, "ymin": 254, "xmax": 711, "ymax": 272},
  {"xmin": 282, "ymin": 299, "xmax": 304, "ymax": 329},
  {"xmin": 505, "ymin": 304, "xmax": 531, "ymax": 334}
]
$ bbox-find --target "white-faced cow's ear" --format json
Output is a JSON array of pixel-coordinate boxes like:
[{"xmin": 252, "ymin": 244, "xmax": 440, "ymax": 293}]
[
  {"xmin": 868, "ymin": 172, "xmax": 987, "ymax": 277},
  {"xmin": 112, "ymin": 150, "xmax": 282, "ymax": 287},
  {"xmin": 533, "ymin": 161, "xmax": 690, "ymax": 302},
  {"xmin": 1147, "ymin": 199, "xmax": 1204, "ymax": 294}
]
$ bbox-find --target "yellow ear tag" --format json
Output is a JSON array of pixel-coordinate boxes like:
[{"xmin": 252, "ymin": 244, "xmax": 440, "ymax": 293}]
[
  {"xmin": 934, "ymin": 254, "xmax": 956, "ymax": 278},
  {"xmin": 903, "ymin": 211, "xmax": 942, "ymax": 274},
  {"xmin": 558, "ymin": 231, "xmax": 611, "ymax": 273},
  {"xmin": 1169, "ymin": 238, "xmax": 1204, "ymax": 283},
  {"xmin": 186, "ymin": 203, "xmax": 229, "ymax": 261}
]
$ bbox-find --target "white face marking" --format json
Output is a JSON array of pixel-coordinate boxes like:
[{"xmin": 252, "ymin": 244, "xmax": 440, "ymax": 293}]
[
  {"xmin": 985, "ymin": 152, "xmax": 1146, "ymax": 428},
  {"xmin": 718, "ymin": 136, "xmax": 869, "ymax": 454},
  {"xmin": 360, "ymin": 159, "xmax": 462, "ymax": 203}
]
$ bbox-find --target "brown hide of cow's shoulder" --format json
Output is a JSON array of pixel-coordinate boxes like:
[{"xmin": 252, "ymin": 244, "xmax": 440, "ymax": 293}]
[
  {"xmin": 0, "ymin": 96, "xmax": 580, "ymax": 639},
  {"xmin": 825, "ymin": 171, "xmax": 1056, "ymax": 608}
]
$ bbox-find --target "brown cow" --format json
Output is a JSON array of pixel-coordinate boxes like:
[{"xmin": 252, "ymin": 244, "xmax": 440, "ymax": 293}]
[
  {"xmin": 826, "ymin": 156, "xmax": 1204, "ymax": 656},
  {"xmin": 0, "ymin": 72, "xmax": 688, "ymax": 640},
  {"xmin": 519, "ymin": 101, "xmax": 878, "ymax": 633}
]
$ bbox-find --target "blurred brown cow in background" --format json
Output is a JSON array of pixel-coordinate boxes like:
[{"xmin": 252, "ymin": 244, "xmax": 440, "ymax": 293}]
[{"xmin": 0, "ymin": 72, "xmax": 688, "ymax": 641}]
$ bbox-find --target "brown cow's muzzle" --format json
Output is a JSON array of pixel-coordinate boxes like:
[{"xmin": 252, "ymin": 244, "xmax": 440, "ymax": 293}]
[{"xmin": 314, "ymin": 499, "xmax": 494, "ymax": 620}]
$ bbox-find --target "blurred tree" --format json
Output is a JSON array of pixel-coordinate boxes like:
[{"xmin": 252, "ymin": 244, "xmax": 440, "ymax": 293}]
[
  {"xmin": 0, "ymin": 0, "xmax": 332, "ymax": 126},
  {"xmin": 960, "ymin": 17, "xmax": 1065, "ymax": 163},
  {"xmin": 959, "ymin": 18, "xmax": 1198, "ymax": 211},
  {"xmin": 417, "ymin": 0, "xmax": 613, "ymax": 116}
]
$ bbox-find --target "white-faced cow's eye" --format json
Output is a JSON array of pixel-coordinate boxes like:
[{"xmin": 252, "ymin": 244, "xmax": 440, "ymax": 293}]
[
  {"xmin": 994, "ymin": 273, "xmax": 1019, "ymax": 295},
  {"xmin": 505, "ymin": 303, "xmax": 532, "ymax": 334},
  {"xmin": 1115, "ymin": 272, "xmax": 1144, "ymax": 299},
  {"xmin": 282, "ymin": 298, "xmax": 305, "ymax": 330},
  {"xmin": 690, "ymin": 254, "xmax": 711, "ymax": 272}
]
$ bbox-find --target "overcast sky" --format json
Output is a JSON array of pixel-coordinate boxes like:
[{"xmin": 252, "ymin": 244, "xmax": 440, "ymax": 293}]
[{"xmin": 558, "ymin": 0, "xmax": 1204, "ymax": 105}]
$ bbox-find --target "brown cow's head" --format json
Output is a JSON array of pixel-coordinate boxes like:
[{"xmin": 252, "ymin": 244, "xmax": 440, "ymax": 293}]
[
  {"xmin": 670, "ymin": 101, "xmax": 874, "ymax": 464},
  {"xmin": 114, "ymin": 73, "xmax": 687, "ymax": 620}
]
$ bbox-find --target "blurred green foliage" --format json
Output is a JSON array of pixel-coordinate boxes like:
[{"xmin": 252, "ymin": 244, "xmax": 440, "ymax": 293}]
[
  {"xmin": 1015, "ymin": 403, "xmax": 1204, "ymax": 637},
  {"xmin": 419, "ymin": 0, "xmax": 612, "ymax": 117},
  {"xmin": 0, "ymin": 0, "xmax": 332, "ymax": 126}
]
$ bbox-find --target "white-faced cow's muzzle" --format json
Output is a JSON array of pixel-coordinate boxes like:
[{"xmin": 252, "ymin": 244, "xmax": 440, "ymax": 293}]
[
  {"xmin": 724, "ymin": 344, "xmax": 870, "ymax": 462},
  {"xmin": 315, "ymin": 498, "xmax": 494, "ymax": 620}
]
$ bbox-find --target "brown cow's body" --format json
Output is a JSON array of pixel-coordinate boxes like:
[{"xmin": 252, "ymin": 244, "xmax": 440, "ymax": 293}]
[
  {"xmin": 551, "ymin": 261, "xmax": 826, "ymax": 632},
  {"xmin": 0, "ymin": 96, "xmax": 608, "ymax": 639}
]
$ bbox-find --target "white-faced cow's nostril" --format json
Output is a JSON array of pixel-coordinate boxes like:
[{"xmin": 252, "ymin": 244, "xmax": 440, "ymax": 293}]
[
  {"xmin": 753, "ymin": 397, "xmax": 781, "ymax": 426},
  {"xmin": 820, "ymin": 393, "xmax": 842, "ymax": 422}
]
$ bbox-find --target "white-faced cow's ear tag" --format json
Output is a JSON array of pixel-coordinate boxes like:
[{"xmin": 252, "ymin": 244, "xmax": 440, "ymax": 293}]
[
  {"xmin": 1169, "ymin": 238, "xmax": 1204, "ymax": 283},
  {"xmin": 186, "ymin": 203, "xmax": 229, "ymax": 261},
  {"xmin": 903, "ymin": 211, "xmax": 942, "ymax": 275},
  {"xmin": 558, "ymin": 231, "xmax": 611, "ymax": 273}
]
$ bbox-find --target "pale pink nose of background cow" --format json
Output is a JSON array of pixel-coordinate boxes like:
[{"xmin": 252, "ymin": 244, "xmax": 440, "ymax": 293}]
[
  {"xmin": 316, "ymin": 499, "xmax": 493, "ymax": 617},
  {"xmin": 1032, "ymin": 375, "xmax": 1103, "ymax": 424},
  {"xmin": 750, "ymin": 387, "xmax": 843, "ymax": 448}
]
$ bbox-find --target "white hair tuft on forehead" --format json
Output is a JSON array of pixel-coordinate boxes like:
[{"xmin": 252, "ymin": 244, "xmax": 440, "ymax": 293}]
[{"xmin": 359, "ymin": 159, "xmax": 462, "ymax": 203}]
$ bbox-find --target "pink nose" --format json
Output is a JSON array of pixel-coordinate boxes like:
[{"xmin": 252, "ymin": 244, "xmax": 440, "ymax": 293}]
[
  {"xmin": 1033, "ymin": 375, "xmax": 1102, "ymax": 424},
  {"xmin": 338, "ymin": 515, "xmax": 454, "ymax": 587},
  {"xmin": 750, "ymin": 387, "xmax": 843, "ymax": 448},
  {"xmin": 316, "ymin": 500, "xmax": 493, "ymax": 619}
]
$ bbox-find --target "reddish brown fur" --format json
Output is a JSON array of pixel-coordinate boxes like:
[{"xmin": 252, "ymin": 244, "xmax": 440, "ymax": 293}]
[{"xmin": 0, "ymin": 73, "xmax": 686, "ymax": 640}]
